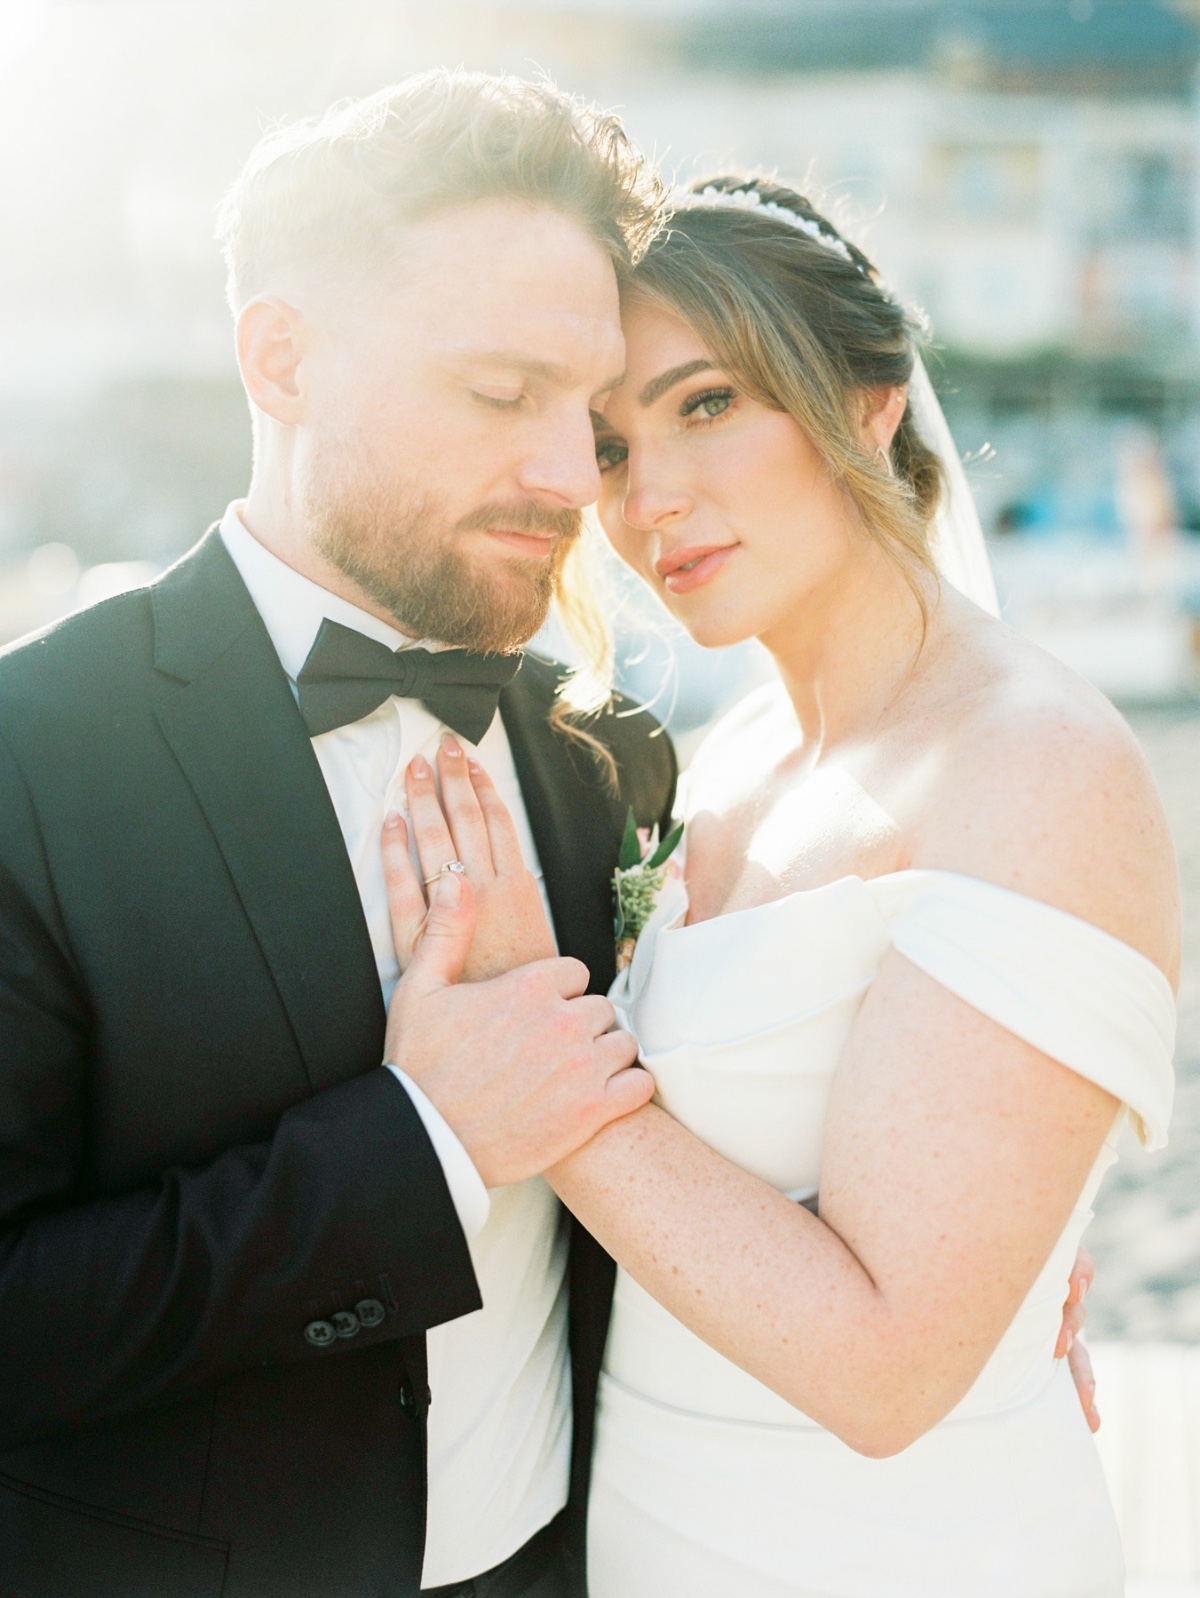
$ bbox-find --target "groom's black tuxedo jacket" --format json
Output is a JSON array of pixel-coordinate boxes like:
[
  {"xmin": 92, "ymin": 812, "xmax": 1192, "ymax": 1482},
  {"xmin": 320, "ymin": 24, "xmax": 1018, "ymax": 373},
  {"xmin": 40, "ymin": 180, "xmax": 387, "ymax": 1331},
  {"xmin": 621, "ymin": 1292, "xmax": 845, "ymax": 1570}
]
[{"xmin": 0, "ymin": 529, "xmax": 676, "ymax": 1598}]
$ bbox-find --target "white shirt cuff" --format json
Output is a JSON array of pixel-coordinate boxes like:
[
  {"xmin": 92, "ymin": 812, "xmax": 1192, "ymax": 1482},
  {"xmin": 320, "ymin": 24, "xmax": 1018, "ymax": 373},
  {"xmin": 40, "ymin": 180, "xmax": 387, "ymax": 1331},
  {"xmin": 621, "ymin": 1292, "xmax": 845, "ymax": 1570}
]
[{"xmin": 385, "ymin": 1065, "xmax": 491, "ymax": 1241}]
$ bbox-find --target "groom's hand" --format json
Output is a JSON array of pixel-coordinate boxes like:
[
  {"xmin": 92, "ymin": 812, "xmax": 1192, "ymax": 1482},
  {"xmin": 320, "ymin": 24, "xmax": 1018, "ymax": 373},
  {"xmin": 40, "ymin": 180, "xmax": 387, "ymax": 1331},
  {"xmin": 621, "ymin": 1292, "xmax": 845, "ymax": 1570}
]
[
  {"xmin": 384, "ymin": 868, "xmax": 653, "ymax": 1187},
  {"xmin": 1057, "ymin": 1245, "xmax": 1100, "ymax": 1433}
]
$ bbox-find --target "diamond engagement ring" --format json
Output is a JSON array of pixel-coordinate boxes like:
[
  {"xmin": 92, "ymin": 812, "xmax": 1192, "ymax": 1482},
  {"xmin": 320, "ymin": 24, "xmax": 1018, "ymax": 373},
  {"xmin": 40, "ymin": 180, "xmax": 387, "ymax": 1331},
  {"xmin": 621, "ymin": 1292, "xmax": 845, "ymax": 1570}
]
[{"xmin": 423, "ymin": 861, "xmax": 466, "ymax": 886}]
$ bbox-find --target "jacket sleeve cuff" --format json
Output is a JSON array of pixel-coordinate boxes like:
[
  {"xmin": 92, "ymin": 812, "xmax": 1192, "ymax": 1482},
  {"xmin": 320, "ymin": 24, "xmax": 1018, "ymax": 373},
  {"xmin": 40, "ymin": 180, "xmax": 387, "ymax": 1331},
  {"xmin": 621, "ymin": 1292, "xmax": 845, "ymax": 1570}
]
[{"xmin": 385, "ymin": 1066, "xmax": 491, "ymax": 1241}]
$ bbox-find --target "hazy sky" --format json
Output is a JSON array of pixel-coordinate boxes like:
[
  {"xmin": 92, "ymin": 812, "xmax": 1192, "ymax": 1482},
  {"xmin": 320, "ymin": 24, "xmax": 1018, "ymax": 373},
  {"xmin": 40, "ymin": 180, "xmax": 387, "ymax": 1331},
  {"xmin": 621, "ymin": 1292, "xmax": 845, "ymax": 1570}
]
[{"xmin": 0, "ymin": 1, "xmax": 676, "ymax": 394}]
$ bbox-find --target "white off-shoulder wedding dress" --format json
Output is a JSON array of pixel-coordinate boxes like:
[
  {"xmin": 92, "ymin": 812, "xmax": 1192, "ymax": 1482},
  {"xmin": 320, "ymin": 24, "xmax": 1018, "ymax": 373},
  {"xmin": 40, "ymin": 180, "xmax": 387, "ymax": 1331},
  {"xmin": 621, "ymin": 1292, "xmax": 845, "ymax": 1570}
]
[{"xmin": 589, "ymin": 865, "xmax": 1175, "ymax": 1598}]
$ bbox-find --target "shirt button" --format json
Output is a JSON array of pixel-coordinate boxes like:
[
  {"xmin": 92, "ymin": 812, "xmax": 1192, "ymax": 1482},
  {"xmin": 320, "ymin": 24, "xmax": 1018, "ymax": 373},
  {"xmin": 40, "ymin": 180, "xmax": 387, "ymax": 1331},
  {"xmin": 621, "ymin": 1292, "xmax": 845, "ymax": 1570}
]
[
  {"xmin": 355, "ymin": 1297, "xmax": 386, "ymax": 1329},
  {"xmin": 304, "ymin": 1319, "xmax": 336, "ymax": 1349},
  {"xmin": 331, "ymin": 1310, "xmax": 361, "ymax": 1339}
]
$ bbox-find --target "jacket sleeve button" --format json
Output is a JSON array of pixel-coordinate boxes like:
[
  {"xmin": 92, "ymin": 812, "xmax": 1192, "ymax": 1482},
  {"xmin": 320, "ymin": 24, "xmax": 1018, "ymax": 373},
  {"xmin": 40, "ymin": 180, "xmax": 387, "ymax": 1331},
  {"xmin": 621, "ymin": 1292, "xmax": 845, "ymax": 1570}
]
[
  {"xmin": 331, "ymin": 1310, "xmax": 361, "ymax": 1339},
  {"xmin": 399, "ymin": 1377, "xmax": 431, "ymax": 1419},
  {"xmin": 355, "ymin": 1297, "xmax": 386, "ymax": 1329},
  {"xmin": 304, "ymin": 1319, "xmax": 336, "ymax": 1349}
]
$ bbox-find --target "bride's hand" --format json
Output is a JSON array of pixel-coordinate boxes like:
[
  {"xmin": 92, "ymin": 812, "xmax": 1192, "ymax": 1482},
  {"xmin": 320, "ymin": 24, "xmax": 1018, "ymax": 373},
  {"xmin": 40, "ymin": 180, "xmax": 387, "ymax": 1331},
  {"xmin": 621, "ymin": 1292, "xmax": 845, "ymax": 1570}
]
[{"xmin": 383, "ymin": 734, "xmax": 558, "ymax": 982}]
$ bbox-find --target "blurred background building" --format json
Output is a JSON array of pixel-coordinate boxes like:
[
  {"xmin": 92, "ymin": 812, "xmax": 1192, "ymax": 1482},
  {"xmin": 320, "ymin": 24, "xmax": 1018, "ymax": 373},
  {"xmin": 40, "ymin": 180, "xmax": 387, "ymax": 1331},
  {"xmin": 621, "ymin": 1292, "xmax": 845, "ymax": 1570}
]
[
  {"xmin": 4, "ymin": 0, "xmax": 1200, "ymax": 688},
  {"xmin": 4, "ymin": 2, "xmax": 1200, "ymax": 1582}
]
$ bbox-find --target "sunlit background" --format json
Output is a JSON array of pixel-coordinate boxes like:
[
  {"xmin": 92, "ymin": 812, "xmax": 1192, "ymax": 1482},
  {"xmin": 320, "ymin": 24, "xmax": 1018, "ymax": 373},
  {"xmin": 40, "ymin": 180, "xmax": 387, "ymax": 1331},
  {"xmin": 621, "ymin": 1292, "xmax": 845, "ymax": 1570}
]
[{"xmin": 4, "ymin": 1, "xmax": 1200, "ymax": 1584}]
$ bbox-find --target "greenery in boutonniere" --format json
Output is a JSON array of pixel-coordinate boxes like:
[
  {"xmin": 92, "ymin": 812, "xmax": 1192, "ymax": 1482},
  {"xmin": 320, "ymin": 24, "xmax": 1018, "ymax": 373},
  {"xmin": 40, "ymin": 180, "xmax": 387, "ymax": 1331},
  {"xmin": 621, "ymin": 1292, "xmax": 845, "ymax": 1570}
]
[{"xmin": 613, "ymin": 807, "xmax": 685, "ymax": 972}]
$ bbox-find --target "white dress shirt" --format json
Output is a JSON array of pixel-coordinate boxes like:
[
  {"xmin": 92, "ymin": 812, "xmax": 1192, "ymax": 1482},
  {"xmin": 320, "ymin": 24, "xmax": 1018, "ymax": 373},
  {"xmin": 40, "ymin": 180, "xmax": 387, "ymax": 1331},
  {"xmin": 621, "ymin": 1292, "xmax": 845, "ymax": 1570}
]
[{"xmin": 219, "ymin": 505, "xmax": 571, "ymax": 1588}]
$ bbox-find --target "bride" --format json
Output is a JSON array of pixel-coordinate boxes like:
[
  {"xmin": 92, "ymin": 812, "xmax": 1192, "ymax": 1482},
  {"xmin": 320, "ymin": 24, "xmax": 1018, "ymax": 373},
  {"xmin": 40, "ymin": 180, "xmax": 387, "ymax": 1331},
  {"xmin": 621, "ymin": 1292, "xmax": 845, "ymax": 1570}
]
[{"xmin": 386, "ymin": 177, "xmax": 1179, "ymax": 1596}]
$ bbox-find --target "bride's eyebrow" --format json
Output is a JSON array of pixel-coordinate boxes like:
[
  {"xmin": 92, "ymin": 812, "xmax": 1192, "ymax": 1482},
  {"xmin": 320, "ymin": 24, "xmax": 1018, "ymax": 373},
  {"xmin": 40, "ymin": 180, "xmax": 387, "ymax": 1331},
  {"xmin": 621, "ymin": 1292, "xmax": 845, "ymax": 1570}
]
[{"xmin": 639, "ymin": 359, "xmax": 719, "ymax": 407}]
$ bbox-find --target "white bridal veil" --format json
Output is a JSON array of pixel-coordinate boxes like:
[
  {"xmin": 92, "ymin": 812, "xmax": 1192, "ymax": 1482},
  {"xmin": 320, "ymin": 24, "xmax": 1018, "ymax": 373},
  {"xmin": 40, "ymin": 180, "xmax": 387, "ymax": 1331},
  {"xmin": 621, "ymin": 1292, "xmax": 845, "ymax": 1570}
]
[{"xmin": 908, "ymin": 357, "xmax": 1000, "ymax": 617}]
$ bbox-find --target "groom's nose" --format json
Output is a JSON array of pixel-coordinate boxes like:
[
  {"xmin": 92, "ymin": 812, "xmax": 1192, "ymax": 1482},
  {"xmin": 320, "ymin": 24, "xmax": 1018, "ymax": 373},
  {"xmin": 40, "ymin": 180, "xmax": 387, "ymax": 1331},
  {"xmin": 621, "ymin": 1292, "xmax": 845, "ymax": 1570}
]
[{"xmin": 515, "ymin": 403, "xmax": 603, "ymax": 510}]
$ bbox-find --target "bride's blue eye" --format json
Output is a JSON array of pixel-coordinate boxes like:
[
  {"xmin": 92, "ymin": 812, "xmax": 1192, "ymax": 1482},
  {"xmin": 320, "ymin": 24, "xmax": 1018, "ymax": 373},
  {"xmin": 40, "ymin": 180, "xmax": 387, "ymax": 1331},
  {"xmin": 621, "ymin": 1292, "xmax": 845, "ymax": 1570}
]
[
  {"xmin": 596, "ymin": 439, "xmax": 629, "ymax": 472},
  {"xmin": 681, "ymin": 387, "xmax": 734, "ymax": 420}
]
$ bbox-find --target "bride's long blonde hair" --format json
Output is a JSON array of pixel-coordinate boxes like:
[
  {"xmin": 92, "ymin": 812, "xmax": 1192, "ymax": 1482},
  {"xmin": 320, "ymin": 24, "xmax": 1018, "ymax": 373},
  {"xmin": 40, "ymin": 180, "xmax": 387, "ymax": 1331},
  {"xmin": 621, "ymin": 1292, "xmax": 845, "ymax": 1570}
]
[{"xmin": 546, "ymin": 531, "xmax": 621, "ymax": 783}]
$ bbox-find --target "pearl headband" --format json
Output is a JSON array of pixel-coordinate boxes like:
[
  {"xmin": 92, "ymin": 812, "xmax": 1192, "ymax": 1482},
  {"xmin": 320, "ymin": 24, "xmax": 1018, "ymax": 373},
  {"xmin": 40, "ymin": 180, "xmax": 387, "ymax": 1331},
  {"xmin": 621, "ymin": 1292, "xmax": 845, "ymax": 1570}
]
[{"xmin": 671, "ymin": 185, "xmax": 865, "ymax": 272}]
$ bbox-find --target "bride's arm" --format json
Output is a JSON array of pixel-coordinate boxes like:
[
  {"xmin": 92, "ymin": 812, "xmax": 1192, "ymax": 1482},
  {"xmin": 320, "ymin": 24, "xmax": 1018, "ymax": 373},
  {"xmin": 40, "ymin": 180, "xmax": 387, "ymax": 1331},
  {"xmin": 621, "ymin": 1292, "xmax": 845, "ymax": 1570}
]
[
  {"xmin": 549, "ymin": 699, "xmax": 1179, "ymax": 1459},
  {"xmin": 549, "ymin": 953, "xmax": 1118, "ymax": 1456}
]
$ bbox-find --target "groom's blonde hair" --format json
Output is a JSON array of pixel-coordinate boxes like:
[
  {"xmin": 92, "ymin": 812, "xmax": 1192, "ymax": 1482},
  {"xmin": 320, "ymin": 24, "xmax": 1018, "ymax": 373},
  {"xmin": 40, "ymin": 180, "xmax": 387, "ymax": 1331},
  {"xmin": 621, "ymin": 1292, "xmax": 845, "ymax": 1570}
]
[{"xmin": 217, "ymin": 69, "xmax": 664, "ymax": 309}]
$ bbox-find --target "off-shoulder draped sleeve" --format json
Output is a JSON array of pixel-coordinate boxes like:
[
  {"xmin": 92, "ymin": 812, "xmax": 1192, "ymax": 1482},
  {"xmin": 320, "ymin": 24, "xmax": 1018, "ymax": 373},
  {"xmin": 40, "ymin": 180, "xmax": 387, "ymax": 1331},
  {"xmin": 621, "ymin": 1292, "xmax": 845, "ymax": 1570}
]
[{"xmin": 869, "ymin": 870, "xmax": 1176, "ymax": 1149}]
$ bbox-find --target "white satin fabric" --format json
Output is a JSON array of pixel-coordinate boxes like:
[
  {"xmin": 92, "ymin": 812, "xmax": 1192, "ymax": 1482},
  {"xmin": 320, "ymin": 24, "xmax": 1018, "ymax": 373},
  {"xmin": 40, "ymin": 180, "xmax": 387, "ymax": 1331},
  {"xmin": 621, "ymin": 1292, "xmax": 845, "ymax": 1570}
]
[{"xmin": 589, "ymin": 868, "xmax": 1175, "ymax": 1598}]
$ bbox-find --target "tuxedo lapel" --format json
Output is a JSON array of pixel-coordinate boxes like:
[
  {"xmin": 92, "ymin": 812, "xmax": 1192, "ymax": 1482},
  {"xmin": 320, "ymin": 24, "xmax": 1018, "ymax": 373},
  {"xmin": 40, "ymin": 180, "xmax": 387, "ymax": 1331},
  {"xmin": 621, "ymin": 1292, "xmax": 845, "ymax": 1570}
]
[
  {"xmin": 499, "ymin": 661, "xmax": 620, "ymax": 996},
  {"xmin": 151, "ymin": 529, "xmax": 384, "ymax": 1094}
]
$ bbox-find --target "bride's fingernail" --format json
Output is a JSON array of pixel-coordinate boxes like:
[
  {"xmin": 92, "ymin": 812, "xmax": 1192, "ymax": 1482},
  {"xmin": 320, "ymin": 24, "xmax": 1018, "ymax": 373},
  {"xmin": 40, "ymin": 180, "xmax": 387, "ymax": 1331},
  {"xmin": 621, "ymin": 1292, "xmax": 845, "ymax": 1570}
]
[
  {"xmin": 409, "ymin": 755, "xmax": 429, "ymax": 778},
  {"xmin": 468, "ymin": 759, "xmax": 483, "ymax": 775},
  {"xmin": 441, "ymin": 734, "xmax": 462, "ymax": 757},
  {"xmin": 383, "ymin": 810, "xmax": 404, "ymax": 830}
]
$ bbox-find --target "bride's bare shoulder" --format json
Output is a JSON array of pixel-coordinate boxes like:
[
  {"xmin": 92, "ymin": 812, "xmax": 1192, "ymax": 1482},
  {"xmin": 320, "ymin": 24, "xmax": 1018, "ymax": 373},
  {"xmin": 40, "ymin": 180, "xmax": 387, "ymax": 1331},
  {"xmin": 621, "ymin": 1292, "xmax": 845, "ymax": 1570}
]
[{"xmin": 912, "ymin": 616, "xmax": 1180, "ymax": 980}]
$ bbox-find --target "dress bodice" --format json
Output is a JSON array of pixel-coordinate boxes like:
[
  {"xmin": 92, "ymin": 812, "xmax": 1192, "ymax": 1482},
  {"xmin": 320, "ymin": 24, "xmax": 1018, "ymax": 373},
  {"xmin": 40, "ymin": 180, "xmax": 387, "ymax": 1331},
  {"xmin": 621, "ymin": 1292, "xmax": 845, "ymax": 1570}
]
[{"xmin": 606, "ymin": 868, "xmax": 1175, "ymax": 1427}]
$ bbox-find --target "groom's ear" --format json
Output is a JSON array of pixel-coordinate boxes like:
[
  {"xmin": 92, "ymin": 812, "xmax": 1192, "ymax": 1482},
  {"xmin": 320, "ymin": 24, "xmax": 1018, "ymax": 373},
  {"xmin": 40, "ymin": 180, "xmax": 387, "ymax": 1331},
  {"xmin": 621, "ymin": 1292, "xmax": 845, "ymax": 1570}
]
[{"xmin": 236, "ymin": 295, "xmax": 308, "ymax": 425}]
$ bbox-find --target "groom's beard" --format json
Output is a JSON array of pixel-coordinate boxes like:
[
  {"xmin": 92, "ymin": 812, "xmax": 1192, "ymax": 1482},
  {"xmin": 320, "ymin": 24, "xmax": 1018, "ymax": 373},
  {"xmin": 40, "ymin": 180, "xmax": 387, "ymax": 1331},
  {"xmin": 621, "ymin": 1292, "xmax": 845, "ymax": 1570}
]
[{"xmin": 304, "ymin": 455, "xmax": 580, "ymax": 655}]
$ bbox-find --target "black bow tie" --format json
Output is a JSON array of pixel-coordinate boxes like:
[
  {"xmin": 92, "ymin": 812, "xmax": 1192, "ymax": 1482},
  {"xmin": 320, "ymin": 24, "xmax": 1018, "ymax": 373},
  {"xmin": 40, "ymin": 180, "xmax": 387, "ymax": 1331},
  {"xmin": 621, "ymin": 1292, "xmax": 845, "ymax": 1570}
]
[{"xmin": 296, "ymin": 618, "xmax": 522, "ymax": 745}]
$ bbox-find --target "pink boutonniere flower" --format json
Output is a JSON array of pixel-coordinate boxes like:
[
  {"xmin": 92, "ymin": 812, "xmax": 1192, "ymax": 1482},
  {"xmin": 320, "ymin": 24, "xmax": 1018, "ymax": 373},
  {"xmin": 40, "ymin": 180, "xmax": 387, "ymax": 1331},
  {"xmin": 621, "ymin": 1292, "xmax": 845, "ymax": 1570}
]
[{"xmin": 613, "ymin": 807, "xmax": 684, "ymax": 972}]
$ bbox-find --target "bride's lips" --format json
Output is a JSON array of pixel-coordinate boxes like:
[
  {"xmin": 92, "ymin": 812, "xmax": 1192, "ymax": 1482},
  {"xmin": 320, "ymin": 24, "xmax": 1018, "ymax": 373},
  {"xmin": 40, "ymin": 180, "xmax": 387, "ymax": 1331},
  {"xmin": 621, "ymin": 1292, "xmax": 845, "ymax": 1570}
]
[
  {"xmin": 483, "ymin": 527, "xmax": 559, "ymax": 557},
  {"xmin": 657, "ymin": 543, "xmax": 737, "ymax": 595}
]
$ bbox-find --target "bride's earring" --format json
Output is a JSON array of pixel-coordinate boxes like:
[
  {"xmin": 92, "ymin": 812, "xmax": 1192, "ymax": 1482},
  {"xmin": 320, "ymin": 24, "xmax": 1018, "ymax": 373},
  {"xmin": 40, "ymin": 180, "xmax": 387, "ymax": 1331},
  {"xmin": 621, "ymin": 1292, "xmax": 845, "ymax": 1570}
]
[{"xmin": 873, "ymin": 446, "xmax": 894, "ymax": 478}]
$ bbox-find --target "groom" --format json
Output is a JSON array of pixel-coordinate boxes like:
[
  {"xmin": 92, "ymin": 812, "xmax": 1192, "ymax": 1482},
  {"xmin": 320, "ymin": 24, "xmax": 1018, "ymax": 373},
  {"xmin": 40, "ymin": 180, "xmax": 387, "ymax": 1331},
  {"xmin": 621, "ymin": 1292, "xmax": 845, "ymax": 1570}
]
[{"xmin": 0, "ymin": 73, "xmax": 673, "ymax": 1598}]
